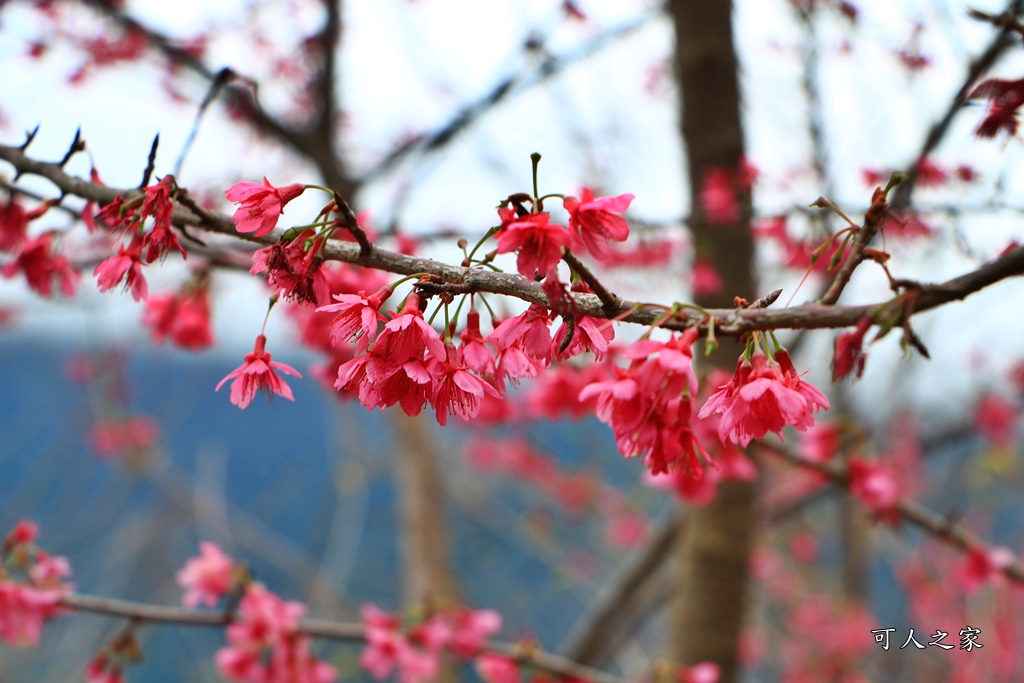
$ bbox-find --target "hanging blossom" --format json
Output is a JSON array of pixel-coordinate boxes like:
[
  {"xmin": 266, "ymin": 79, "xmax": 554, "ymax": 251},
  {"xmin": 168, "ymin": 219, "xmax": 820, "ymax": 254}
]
[
  {"xmin": 95, "ymin": 231, "xmax": 148, "ymax": 301},
  {"xmin": 215, "ymin": 583, "xmax": 336, "ymax": 683},
  {"xmin": 251, "ymin": 229, "xmax": 332, "ymax": 307},
  {"xmin": 226, "ymin": 178, "xmax": 306, "ymax": 237},
  {"xmin": 580, "ymin": 328, "xmax": 712, "ymax": 476},
  {"xmin": 2, "ymin": 232, "xmax": 79, "ymax": 298},
  {"xmin": 143, "ymin": 284, "xmax": 215, "ymax": 350},
  {"xmin": 0, "ymin": 520, "xmax": 73, "ymax": 647},
  {"xmin": 562, "ymin": 187, "xmax": 634, "ymax": 260},
  {"xmin": 699, "ymin": 343, "xmax": 829, "ymax": 447},
  {"xmin": 316, "ymin": 285, "xmax": 393, "ymax": 351},
  {"xmin": 217, "ymin": 334, "xmax": 302, "ymax": 409}
]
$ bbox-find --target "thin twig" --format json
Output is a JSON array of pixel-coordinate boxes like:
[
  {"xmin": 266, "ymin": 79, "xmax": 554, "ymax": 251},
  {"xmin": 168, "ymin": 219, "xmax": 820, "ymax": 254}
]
[{"xmin": 562, "ymin": 249, "xmax": 620, "ymax": 314}]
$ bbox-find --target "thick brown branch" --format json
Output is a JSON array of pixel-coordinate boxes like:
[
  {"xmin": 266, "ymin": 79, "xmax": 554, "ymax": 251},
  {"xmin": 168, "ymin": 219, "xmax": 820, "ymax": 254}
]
[
  {"xmin": 2, "ymin": 143, "xmax": 1023, "ymax": 337},
  {"xmin": 61, "ymin": 592, "xmax": 625, "ymax": 683}
]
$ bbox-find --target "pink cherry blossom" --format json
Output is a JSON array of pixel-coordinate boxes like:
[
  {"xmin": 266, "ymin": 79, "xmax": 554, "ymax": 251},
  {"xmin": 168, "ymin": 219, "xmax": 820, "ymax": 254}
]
[
  {"xmin": 143, "ymin": 286, "xmax": 214, "ymax": 350},
  {"xmin": 86, "ymin": 653, "xmax": 124, "ymax": 683},
  {"xmin": 95, "ymin": 232, "xmax": 148, "ymax": 301},
  {"xmin": 458, "ymin": 310, "xmax": 497, "ymax": 376},
  {"xmin": 0, "ymin": 196, "xmax": 28, "ymax": 252},
  {"xmin": 973, "ymin": 392, "xmax": 1019, "ymax": 450},
  {"xmin": 367, "ymin": 293, "xmax": 446, "ymax": 378},
  {"xmin": 699, "ymin": 349, "xmax": 829, "ymax": 447},
  {"xmin": 176, "ymin": 541, "xmax": 234, "ymax": 608},
  {"xmin": 251, "ymin": 230, "xmax": 331, "ymax": 306},
  {"xmin": 448, "ymin": 609, "xmax": 502, "ymax": 658},
  {"xmin": 959, "ymin": 544, "xmax": 1015, "ymax": 592},
  {"xmin": 216, "ymin": 334, "xmax": 302, "ymax": 409},
  {"xmin": 553, "ymin": 314, "xmax": 614, "ymax": 360},
  {"xmin": 494, "ymin": 211, "xmax": 570, "ymax": 278},
  {"xmin": 969, "ymin": 77, "xmax": 1024, "ymax": 139},
  {"xmin": 832, "ymin": 316, "xmax": 872, "ymax": 381},
  {"xmin": 562, "ymin": 187, "xmax": 634, "ymax": 260},
  {"xmin": 0, "ymin": 521, "xmax": 72, "ymax": 647},
  {"xmin": 430, "ymin": 343, "xmax": 502, "ymax": 426},
  {"xmin": 317, "ymin": 285, "xmax": 392, "ymax": 351},
  {"xmin": 490, "ymin": 305, "xmax": 553, "ymax": 388},
  {"xmin": 699, "ymin": 168, "xmax": 739, "ymax": 224},
  {"xmin": 2, "ymin": 232, "xmax": 79, "ymax": 298},
  {"xmin": 216, "ymin": 583, "xmax": 335, "ymax": 683},
  {"xmin": 847, "ymin": 457, "xmax": 900, "ymax": 518},
  {"xmin": 225, "ymin": 178, "xmax": 306, "ymax": 237},
  {"xmin": 475, "ymin": 653, "xmax": 521, "ymax": 683}
]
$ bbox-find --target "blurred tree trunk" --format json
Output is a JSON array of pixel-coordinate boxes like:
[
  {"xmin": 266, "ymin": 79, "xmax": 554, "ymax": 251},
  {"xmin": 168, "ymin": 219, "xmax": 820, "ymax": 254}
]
[
  {"xmin": 392, "ymin": 411, "xmax": 459, "ymax": 607},
  {"xmin": 669, "ymin": 2, "xmax": 758, "ymax": 682}
]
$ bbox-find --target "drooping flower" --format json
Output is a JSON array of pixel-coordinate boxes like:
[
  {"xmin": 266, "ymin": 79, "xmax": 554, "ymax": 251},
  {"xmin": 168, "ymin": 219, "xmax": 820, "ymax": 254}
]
[
  {"xmin": 251, "ymin": 229, "xmax": 331, "ymax": 306},
  {"xmin": 95, "ymin": 232, "xmax": 148, "ymax": 301},
  {"xmin": 490, "ymin": 305, "xmax": 553, "ymax": 388},
  {"xmin": 968, "ymin": 77, "xmax": 1024, "ymax": 139},
  {"xmin": 494, "ymin": 211, "xmax": 570, "ymax": 278},
  {"xmin": 2, "ymin": 233, "xmax": 79, "ymax": 298},
  {"xmin": 458, "ymin": 310, "xmax": 497, "ymax": 377},
  {"xmin": 366, "ymin": 292, "xmax": 446, "ymax": 379},
  {"xmin": 430, "ymin": 343, "xmax": 502, "ymax": 426},
  {"xmin": 699, "ymin": 347, "xmax": 829, "ymax": 447},
  {"xmin": 0, "ymin": 197, "xmax": 28, "ymax": 252},
  {"xmin": 216, "ymin": 334, "xmax": 302, "ymax": 409},
  {"xmin": 832, "ymin": 316, "xmax": 872, "ymax": 381},
  {"xmin": 176, "ymin": 542, "xmax": 235, "ymax": 608},
  {"xmin": 143, "ymin": 285, "xmax": 214, "ymax": 350},
  {"xmin": 225, "ymin": 178, "xmax": 306, "ymax": 237},
  {"xmin": 552, "ymin": 314, "xmax": 614, "ymax": 360},
  {"xmin": 316, "ymin": 285, "xmax": 392, "ymax": 351},
  {"xmin": 562, "ymin": 187, "xmax": 634, "ymax": 260},
  {"xmin": 140, "ymin": 176, "xmax": 185, "ymax": 262}
]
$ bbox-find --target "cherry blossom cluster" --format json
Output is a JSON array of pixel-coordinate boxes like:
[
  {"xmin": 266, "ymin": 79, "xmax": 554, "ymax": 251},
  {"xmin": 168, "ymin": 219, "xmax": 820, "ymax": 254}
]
[
  {"xmin": 360, "ymin": 603, "xmax": 502, "ymax": 683},
  {"xmin": 176, "ymin": 542, "xmax": 336, "ymax": 683},
  {"xmin": 208, "ymin": 171, "xmax": 837, "ymax": 481},
  {"xmin": 92, "ymin": 175, "xmax": 186, "ymax": 301},
  {"xmin": 0, "ymin": 520, "xmax": 73, "ymax": 647},
  {"xmin": 0, "ymin": 195, "xmax": 78, "ymax": 298}
]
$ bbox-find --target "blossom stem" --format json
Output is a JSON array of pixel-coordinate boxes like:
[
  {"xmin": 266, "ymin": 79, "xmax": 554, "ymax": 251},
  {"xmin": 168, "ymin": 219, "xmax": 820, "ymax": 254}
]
[{"xmin": 530, "ymin": 152, "xmax": 542, "ymax": 209}]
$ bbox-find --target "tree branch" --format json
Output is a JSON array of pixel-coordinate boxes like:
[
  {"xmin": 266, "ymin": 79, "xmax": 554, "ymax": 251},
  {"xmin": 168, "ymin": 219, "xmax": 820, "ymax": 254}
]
[
  {"xmin": 60, "ymin": 592, "xmax": 626, "ymax": 683},
  {"xmin": 77, "ymin": 0, "xmax": 354, "ymax": 195},
  {"xmin": 766, "ymin": 446, "xmax": 1024, "ymax": 584},
  {"xmin": 2, "ymin": 143, "xmax": 1023, "ymax": 337}
]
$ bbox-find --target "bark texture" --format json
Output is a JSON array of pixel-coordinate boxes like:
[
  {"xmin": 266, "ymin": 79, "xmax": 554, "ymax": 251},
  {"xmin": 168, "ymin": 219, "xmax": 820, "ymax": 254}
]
[{"xmin": 670, "ymin": 2, "xmax": 759, "ymax": 681}]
